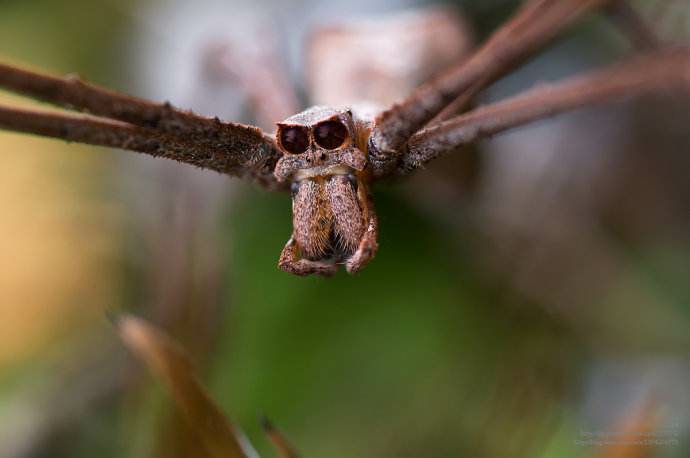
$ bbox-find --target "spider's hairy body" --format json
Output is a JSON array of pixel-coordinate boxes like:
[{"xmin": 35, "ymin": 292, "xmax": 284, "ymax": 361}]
[
  {"xmin": 1, "ymin": 2, "xmax": 680, "ymax": 277},
  {"xmin": 274, "ymin": 106, "xmax": 378, "ymax": 276}
]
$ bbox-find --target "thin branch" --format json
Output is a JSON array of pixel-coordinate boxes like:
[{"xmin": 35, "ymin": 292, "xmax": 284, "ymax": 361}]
[
  {"xmin": 369, "ymin": 0, "xmax": 615, "ymax": 177},
  {"xmin": 402, "ymin": 49, "xmax": 690, "ymax": 174},
  {"xmin": 0, "ymin": 62, "xmax": 284, "ymax": 189},
  {"xmin": 605, "ymin": 0, "xmax": 663, "ymax": 51}
]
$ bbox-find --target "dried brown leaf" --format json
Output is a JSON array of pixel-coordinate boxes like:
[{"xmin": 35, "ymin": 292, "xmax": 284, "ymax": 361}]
[{"xmin": 116, "ymin": 314, "xmax": 254, "ymax": 458}]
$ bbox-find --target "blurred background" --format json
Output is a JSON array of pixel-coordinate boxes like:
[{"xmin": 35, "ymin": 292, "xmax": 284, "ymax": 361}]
[{"xmin": 0, "ymin": 0, "xmax": 689, "ymax": 457}]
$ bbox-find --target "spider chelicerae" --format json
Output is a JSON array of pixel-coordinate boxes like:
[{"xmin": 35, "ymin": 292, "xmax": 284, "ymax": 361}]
[{"xmin": 0, "ymin": 0, "xmax": 688, "ymax": 276}]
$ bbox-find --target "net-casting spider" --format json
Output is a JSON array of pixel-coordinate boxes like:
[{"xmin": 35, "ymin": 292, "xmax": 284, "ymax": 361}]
[{"xmin": 1, "ymin": 0, "xmax": 689, "ymax": 276}]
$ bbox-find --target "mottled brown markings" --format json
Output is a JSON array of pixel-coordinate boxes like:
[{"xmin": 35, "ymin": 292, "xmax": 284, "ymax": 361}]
[
  {"xmin": 325, "ymin": 175, "xmax": 365, "ymax": 257},
  {"xmin": 292, "ymin": 179, "xmax": 332, "ymax": 260},
  {"xmin": 345, "ymin": 186, "xmax": 378, "ymax": 274},
  {"xmin": 273, "ymin": 147, "xmax": 366, "ymax": 183},
  {"xmin": 274, "ymin": 107, "xmax": 378, "ymax": 275}
]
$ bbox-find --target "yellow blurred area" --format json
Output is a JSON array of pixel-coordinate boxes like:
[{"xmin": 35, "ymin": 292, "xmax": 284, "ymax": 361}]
[{"xmin": 0, "ymin": 100, "xmax": 121, "ymax": 368}]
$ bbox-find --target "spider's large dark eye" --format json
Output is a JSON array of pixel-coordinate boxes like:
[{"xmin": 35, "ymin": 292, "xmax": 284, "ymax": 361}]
[
  {"xmin": 314, "ymin": 120, "xmax": 349, "ymax": 150},
  {"xmin": 279, "ymin": 126, "xmax": 310, "ymax": 154}
]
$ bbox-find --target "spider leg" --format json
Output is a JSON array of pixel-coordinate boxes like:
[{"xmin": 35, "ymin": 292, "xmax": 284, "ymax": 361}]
[
  {"xmin": 0, "ymin": 105, "xmax": 198, "ymax": 156},
  {"xmin": 426, "ymin": 1, "xmax": 662, "ymax": 127},
  {"xmin": 345, "ymin": 194, "xmax": 379, "ymax": 275},
  {"xmin": 0, "ymin": 62, "xmax": 284, "ymax": 190},
  {"xmin": 278, "ymin": 237, "xmax": 338, "ymax": 277},
  {"xmin": 368, "ymin": 0, "xmax": 616, "ymax": 179},
  {"xmin": 399, "ymin": 50, "xmax": 690, "ymax": 175}
]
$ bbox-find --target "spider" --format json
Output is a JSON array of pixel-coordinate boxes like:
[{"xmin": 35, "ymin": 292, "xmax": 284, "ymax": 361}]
[{"xmin": 0, "ymin": 0, "xmax": 688, "ymax": 276}]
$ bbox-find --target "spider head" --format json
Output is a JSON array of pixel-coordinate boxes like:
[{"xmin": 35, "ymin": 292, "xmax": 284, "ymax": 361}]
[{"xmin": 274, "ymin": 106, "xmax": 367, "ymax": 182}]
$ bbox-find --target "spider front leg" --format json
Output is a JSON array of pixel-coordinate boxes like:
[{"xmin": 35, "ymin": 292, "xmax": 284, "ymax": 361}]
[
  {"xmin": 396, "ymin": 50, "xmax": 690, "ymax": 175},
  {"xmin": 367, "ymin": 0, "xmax": 620, "ymax": 180},
  {"xmin": 278, "ymin": 237, "xmax": 337, "ymax": 277},
  {"xmin": 345, "ymin": 209, "xmax": 378, "ymax": 274},
  {"xmin": 345, "ymin": 190, "xmax": 379, "ymax": 274}
]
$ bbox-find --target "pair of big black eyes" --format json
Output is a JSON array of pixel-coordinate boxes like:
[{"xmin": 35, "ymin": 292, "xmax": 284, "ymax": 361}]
[{"xmin": 279, "ymin": 120, "xmax": 349, "ymax": 155}]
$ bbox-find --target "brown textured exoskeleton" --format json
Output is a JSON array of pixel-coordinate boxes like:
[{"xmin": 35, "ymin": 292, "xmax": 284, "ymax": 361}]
[
  {"xmin": 273, "ymin": 106, "xmax": 378, "ymax": 276},
  {"xmin": 1, "ymin": 2, "xmax": 685, "ymax": 276}
]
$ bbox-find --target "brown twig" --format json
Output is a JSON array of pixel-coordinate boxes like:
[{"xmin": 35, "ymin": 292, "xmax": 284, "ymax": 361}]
[
  {"xmin": 369, "ymin": 0, "xmax": 615, "ymax": 177},
  {"xmin": 0, "ymin": 63, "xmax": 283, "ymax": 189},
  {"xmin": 402, "ymin": 49, "xmax": 690, "ymax": 174},
  {"xmin": 605, "ymin": 0, "xmax": 663, "ymax": 51}
]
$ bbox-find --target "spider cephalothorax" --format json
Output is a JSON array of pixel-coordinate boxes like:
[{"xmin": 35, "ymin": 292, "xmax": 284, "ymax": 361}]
[{"xmin": 273, "ymin": 106, "xmax": 378, "ymax": 277}]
